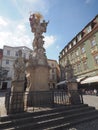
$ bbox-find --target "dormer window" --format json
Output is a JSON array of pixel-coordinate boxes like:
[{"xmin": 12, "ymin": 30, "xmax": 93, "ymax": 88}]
[
  {"xmin": 62, "ymin": 51, "xmax": 65, "ymax": 55},
  {"xmin": 59, "ymin": 54, "xmax": 62, "ymax": 58},
  {"xmin": 69, "ymin": 44, "xmax": 71, "ymax": 49},
  {"xmin": 77, "ymin": 34, "xmax": 81, "ymax": 42},
  {"xmin": 65, "ymin": 48, "xmax": 67, "ymax": 52},
  {"xmin": 87, "ymin": 25, "xmax": 92, "ymax": 33},
  {"xmin": 73, "ymin": 39, "xmax": 76, "ymax": 45}
]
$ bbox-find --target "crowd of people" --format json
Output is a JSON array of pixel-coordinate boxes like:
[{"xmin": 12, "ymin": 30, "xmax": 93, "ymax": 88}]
[{"xmin": 82, "ymin": 89, "xmax": 98, "ymax": 95}]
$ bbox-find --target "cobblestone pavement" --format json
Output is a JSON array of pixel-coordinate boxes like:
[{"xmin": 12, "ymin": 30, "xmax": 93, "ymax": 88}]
[
  {"xmin": 66, "ymin": 119, "xmax": 98, "ymax": 130},
  {"xmin": 83, "ymin": 95, "xmax": 98, "ymax": 109},
  {"xmin": 66, "ymin": 95, "xmax": 98, "ymax": 130}
]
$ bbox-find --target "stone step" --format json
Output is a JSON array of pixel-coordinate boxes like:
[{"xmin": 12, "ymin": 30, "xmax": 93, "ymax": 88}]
[
  {"xmin": 0, "ymin": 104, "xmax": 88, "ymax": 122},
  {"xmin": 1, "ymin": 107, "xmax": 98, "ymax": 130},
  {"xmin": 0, "ymin": 106, "xmax": 95, "ymax": 129},
  {"xmin": 44, "ymin": 114, "xmax": 98, "ymax": 130},
  {"xmin": 15, "ymin": 110, "xmax": 98, "ymax": 130}
]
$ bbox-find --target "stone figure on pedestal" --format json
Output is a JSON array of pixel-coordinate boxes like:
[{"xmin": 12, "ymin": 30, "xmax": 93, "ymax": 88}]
[
  {"xmin": 65, "ymin": 56, "xmax": 81, "ymax": 104},
  {"xmin": 13, "ymin": 50, "xmax": 25, "ymax": 81},
  {"xmin": 9, "ymin": 50, "xmax": 26, "ymax": 114},
  {"xmin": 29, "ymin": 13, "xmax": 49, "ymax": 54}
]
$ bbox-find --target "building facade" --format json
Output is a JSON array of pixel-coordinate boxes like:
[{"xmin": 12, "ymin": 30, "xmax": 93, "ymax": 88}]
[
  {"xmin": 1, "ymin": 45, "xmax": 60, "ymax": 90},
  {"xmin": 59, "ymin": 15, "xmax": 98, "ymax": 87},
  {"xmin": 0, "ymin": 49, "xmax": 3, "ymax": 66},
  {"xmin": 1, "ymin": 45, "xmax": 32, "ymax": 90},
  {"xmin": 47, "ymin": 59, "xmax": 60, "ymax": 89},
  {"xmin": 0, "ymin": 49, "xmax": 9, "ymax": 90}
]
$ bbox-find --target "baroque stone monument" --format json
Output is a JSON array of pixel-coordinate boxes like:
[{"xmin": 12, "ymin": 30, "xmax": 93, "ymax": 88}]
[{"xmin": 25, "ymin": 13, "xmax": 50, "ymax": 91}]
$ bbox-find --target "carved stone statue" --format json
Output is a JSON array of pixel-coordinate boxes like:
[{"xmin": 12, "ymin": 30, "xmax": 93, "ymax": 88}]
[
  {"xmin": 29, "ymin": 12, "xmax": 49, "ymax": 66},
  {"xmin": 65, "ymin": 56, "xmax": 74, "ymax": 81},
  {"xmin": 13, "ymin": 50, "xmax": 25, "ymax": 81}
]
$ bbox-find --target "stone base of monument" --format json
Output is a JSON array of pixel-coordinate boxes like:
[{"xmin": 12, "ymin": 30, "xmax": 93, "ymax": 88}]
[
  {"xmin": 27, "ymin": 65, "xmax": 50, "ymax": 91},
  {"xmin": 67, "ymin": 82, "xmax": 81, "ymax": 105},
  {"xmin": 25, "ymin": 65, "xmax": 52, "ymax": 108},
  {"xmin": 9, "ymin": 81, "xmax": 25, "ymax": 114}
]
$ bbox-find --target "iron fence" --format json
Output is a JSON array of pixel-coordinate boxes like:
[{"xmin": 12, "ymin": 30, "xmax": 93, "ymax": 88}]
[{"xmin": 5, "ymin": 90, "xmax": 83, "ymax": 114}]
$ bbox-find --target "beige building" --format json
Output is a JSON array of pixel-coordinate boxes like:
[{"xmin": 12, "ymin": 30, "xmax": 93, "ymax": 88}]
[
  {"xmin": 47, "ymin": 59, "xmax": 60, "ymax": 89},
  {"xmin": 59, "ymin": 15, "xmax": 98, "ymax": 88}
]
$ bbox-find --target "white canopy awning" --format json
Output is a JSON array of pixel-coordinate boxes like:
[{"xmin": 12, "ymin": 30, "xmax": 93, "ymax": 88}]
[
  {"xmin": 56, "ymin": 81, "xmax": 66, "ymax": 86},
  {"xmin": 76, "ymin": 77, "xmax": 84, "ymax": 82},
  {"xmin": 81, "ymin": 76, "xmax": 98, "ymax": 84}
]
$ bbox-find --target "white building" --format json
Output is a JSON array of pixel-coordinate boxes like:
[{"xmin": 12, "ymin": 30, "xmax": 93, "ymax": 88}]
[
  {"xmin": 1, "ymin": 45, "xmax": 32, "ymax": 90},
  {"xmin": 1, "ymin": 45, "xmax": 60, "ymax": 90}
]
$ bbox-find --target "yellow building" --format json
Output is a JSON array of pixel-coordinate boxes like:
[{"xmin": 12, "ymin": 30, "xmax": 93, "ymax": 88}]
[{"xmin": 47, "ymin": 59, "xmax": 60, "ymax": 89}]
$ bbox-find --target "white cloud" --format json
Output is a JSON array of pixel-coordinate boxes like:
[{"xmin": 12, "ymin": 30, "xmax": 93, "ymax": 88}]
[
  {"xmin": 17, "ymin": 24, "xmax": 26, "ymax": 33},
  {"xmin": 0, "ymin": 16, "xmax": 8, "ymax": 26},
  {"xmin": 0, "ymin": 15, "xmax": 56, "ymax": 50},
  {"xmin": 44, "ymin": 35, "xmax": 56, "ymax": 48},
  {"xmin": 0, "ymin": 16, "xmax": 32, "ymax": 49},
  {"xmin": 0, "ymin": 30, "xmax": 32, "ymax": 49}
]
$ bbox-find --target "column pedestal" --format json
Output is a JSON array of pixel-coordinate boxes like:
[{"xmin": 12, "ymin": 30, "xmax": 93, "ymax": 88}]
[
  {"xmin": 67, "ymin": 82, "xmax": 81, "ymax": 105},
  {"xmin": 9, "ymin": 80, "xmax": 25, "ymax": 114}
]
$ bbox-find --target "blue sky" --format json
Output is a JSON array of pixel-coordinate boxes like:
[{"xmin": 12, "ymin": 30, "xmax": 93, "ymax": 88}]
[{"xmin": 0, "ymin": 0, "xmax": 98, "ymax": 61}]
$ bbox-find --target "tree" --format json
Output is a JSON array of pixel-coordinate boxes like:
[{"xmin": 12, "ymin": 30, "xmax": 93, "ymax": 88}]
[{"xmin": 0, "ymin": 67, "xmax": 8, "ymax": 88}]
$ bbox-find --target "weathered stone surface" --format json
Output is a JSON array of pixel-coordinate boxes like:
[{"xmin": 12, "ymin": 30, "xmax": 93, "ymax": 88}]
[
  {"xmin": 26, "ymin": 65, "xmax": 49, "ymax": 91},
  {"xmin": 13, "ymin": 50, "xmax": 25, "ymax": 81}
]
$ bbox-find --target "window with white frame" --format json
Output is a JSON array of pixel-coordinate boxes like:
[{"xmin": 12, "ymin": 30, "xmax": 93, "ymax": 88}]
[
  {"xmin": 87, "ymin": 25, "xmax": 92, "ymax": 33},
  {"xmin": 65, "ymin": 48, "xmax": 67, "ymax": 52},
  {"xmin": 81, "ymin": 46, "xmax": 85, "ymax": 53},
  {"xmin": 73, "ymin": 65, "xmax": 76, "ymax": 73},
  {"xmin": 6, "ymin": 59, "xmax": 9, "ymax": 64},
  {"xmin": 73, "ymin": 39, "xmax": 76, "ymax": 45},
  {"xmin": 62, "ymin": 51, "xmax": 65, "ymax": 55},
  {"xmin": 15, "ymin": 51, "xmax": 18, "ymax": 56},
  {"xmin": 23, "ymin": 53, "xmax": 26, "ymax": 58},
  {"xmin": 94, "ymin": 55, "xmax": 98, "ymax": 64},
  {"xmin": 71, "ymin": 52, "xmax": 74, "ymax": 59},
  {"xmin": 69, "ymin": 44, "xmax": 71, "ymax": 49},
  {"xmin": 75, "ymin": 50, "xmax": 79, "ymax": 56},
  {"xmin": 7, "ymin": 50, "xmax": 10, "ymax": 55},
  {"xmin": 77, "ymin": 63, "xmax": 81, "ymax": 72},
  {"xmin": 51, "ymin": 63, "xmax": 54, "ymax": 67},
  {"xmin": 91, "ymin": 39, "xmax": 96, "ymax": 47},
  {"xmin": 83, "ymin": 61, "xmax": 88, "ymax": 70},
  {"xmin": 77, "ymin": 34, "xmax": 81, "ymax": 42},
  {"xmin": 52, "ymin": 68, "xmax": 55, "ymax": 73}
]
